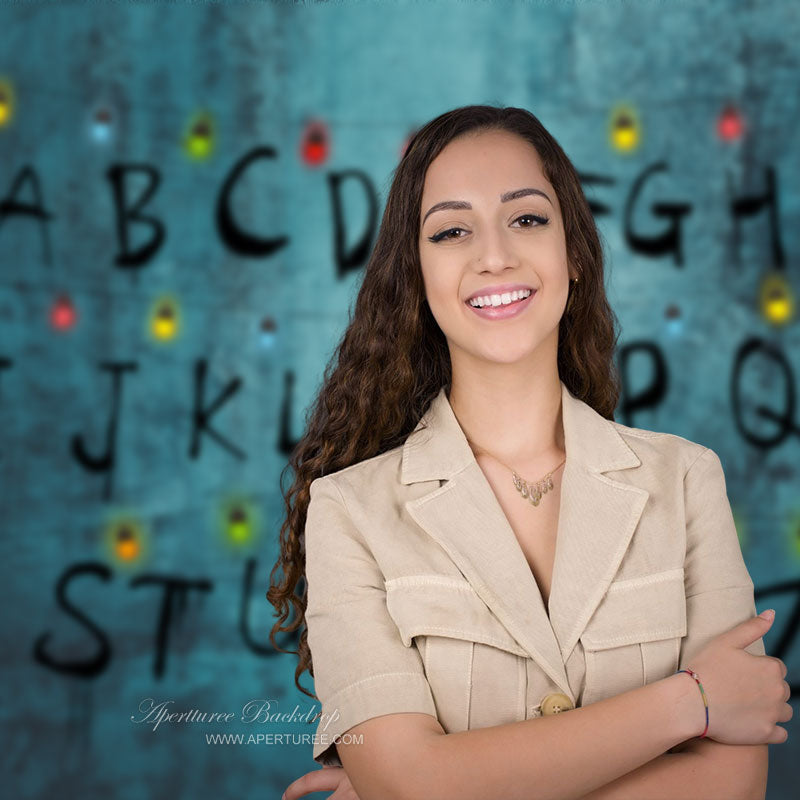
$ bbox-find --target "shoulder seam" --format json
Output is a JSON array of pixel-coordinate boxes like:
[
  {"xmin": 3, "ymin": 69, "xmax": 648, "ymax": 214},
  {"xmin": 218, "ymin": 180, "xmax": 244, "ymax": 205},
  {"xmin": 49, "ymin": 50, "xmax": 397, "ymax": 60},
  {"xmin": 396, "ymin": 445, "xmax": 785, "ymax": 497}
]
[
  {"xmin": 328, "ymin": 475, "xmax": 352, "ymax": 517},
  {"xmin": 609, "ymin": 419, "xmax": 675, "ymax": 440},
  {"xmin": 615, "ymin": 427, "xmax": 667, "ymax": 440},
  {"xmin": 319, "ymin": 443, "xmax": 404, "ymax": 481},
  {"xmin": 322, "ymin": 475, "xmax": 374, "ymax": 550},
  {"xmin": 684, "ymin": 445, "xmax": 712, "ymax": 480}
]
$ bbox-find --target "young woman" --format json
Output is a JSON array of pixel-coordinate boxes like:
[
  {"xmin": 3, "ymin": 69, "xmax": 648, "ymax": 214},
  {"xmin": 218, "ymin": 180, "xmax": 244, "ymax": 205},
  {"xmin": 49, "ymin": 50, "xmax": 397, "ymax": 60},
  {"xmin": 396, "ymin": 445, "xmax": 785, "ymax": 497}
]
[{"xmin": 268, "ymin": 105, "xmax": 791, "ymax": 800}]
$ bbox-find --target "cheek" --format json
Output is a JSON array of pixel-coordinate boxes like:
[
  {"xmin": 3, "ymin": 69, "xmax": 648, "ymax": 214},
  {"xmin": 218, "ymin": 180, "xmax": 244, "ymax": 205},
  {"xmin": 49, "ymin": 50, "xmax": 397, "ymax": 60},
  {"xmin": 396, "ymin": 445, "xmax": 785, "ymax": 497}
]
[
  {"xmin": 421, "ymin": 264, "xmax": 460, "ymax": 317},
  {"xmin": 427, "ymin": 292, "xmax": 461, "ymax": 337}
]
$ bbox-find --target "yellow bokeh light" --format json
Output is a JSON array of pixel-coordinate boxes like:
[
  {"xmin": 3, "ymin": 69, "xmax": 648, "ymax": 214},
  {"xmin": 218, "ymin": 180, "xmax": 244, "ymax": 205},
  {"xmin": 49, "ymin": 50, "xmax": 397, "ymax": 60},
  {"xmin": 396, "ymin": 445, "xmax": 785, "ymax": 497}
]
[
  {"xmin": 608, "ymin": 104, "xmax": 641, "ymax": 152},
  {"xmin": 759, "ymin": 272, "xmax": 795, "ymax": 326},
  {"xmin": 0, "ymin": 77, "xmax": 16, "ymax": 127},
  {"xmin": 147, "ymin": 294, "xmax": 181, "ymax": 342}
]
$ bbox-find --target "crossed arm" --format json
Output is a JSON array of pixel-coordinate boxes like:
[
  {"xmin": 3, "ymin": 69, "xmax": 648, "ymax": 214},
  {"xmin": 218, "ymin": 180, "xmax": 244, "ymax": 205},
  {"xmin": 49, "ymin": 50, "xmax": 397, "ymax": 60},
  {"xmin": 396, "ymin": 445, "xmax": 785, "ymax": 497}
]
[
  {"xmin": 575, "ymin": 738, "xmax": 768, "ymax": 800},
  {"xmin": 285, "ymin": 738, "xmax": 767, "ymax": 800}
]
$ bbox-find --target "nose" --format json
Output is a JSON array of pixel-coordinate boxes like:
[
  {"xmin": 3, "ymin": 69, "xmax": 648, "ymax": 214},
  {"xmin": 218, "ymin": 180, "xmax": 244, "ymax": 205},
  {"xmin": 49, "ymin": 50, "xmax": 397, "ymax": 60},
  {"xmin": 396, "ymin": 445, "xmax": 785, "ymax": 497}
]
[{"xmin": 474, "ymin": 226, "xmax": 521, "ymax": 273}]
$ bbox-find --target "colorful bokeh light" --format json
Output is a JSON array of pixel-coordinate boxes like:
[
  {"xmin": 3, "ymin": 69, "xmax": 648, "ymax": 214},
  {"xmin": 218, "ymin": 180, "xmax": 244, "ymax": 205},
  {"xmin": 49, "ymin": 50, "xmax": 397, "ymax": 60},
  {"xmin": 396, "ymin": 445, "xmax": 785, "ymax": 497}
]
[
  {"xmin": 759, "ymin": 272, "xmax": 794, "ymax": 326},
  {"xmin": 609, "ymin": 104, "xmax": 641, "ymax": 152}
]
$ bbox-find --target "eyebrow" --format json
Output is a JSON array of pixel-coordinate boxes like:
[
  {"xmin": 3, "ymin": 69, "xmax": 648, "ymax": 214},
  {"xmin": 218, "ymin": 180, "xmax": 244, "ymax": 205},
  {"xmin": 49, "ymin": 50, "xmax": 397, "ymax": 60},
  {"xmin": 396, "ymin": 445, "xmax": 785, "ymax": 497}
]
[{"xmin": 422, "ymin": 187, "xmax": 553, "ymax": 225}]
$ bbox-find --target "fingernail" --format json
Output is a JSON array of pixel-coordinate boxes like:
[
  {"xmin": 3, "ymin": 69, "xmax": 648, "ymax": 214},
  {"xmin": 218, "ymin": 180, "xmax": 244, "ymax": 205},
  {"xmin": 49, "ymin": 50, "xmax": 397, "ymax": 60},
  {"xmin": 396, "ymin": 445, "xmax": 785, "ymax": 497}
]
[{"xmin": 759, "ymin": 609, "xmax": 775, "ymax": 619}]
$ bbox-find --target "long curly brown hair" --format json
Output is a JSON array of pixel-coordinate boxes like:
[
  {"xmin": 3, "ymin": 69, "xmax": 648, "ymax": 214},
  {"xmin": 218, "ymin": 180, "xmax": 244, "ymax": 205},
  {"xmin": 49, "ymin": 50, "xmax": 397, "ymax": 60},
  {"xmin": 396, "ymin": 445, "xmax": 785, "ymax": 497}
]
[{"xmin": 266, "ymin": 104, "xmax": 622, "ymax": 699}]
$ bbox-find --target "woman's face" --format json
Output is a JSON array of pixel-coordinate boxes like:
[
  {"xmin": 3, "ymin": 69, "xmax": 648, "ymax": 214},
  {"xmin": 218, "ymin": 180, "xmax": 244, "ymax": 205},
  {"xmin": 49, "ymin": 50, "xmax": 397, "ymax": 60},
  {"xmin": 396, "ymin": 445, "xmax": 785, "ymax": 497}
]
[{"xmin": 418, "ymin": 129, "xmax": 575, "ymax": 368}]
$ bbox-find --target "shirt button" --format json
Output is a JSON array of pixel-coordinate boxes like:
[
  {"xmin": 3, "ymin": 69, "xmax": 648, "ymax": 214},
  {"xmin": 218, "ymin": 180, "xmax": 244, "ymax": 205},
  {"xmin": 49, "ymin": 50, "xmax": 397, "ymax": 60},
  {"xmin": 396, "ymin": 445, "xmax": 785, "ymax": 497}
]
[{"xmin": 540, "ymin": 692, "xmax": 574, "ymax": 715}]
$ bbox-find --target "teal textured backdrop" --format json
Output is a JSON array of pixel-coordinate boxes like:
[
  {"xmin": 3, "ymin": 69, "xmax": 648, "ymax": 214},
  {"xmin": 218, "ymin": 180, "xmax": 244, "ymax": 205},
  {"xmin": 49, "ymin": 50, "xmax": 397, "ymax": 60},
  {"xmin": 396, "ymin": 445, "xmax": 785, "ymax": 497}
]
[{"xmin": 0, "ymin": 0, "xmax": 798, "ymax": 798}]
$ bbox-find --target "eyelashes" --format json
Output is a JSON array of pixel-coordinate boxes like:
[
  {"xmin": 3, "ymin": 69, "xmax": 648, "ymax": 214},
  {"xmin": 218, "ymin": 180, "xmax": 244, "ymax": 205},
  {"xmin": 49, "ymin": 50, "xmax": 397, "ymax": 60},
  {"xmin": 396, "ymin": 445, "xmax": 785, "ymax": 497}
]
[{"xmin": 426, "ymin": 213, "xmax": 550, "ymax": 244}]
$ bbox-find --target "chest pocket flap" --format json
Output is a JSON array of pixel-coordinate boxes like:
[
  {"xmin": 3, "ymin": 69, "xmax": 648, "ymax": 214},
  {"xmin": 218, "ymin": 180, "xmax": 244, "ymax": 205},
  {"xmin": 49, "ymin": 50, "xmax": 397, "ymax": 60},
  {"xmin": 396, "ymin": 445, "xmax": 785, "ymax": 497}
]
[
  {"xmin": 581, "ymin": 567, "xmax": 687, "ymax": 650},
  {"xmin": 385, "ymin": 575, "xmax": 530, "ymax": 733},
  {"xmin": 385, "ymin": 575, "xmax": 528, "ymax": 657},
  {"xmin": 579, "ymin": 568, "xmax": 688, "ymax": 706}
]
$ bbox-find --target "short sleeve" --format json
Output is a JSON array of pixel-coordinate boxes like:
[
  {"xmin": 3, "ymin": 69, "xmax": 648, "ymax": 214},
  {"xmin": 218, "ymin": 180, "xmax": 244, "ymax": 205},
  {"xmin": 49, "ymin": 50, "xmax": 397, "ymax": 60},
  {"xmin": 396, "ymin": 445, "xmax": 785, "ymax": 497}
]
[
  {"xmin": 678, "ymin": 447, "xmax": 765, "ymax": 672},
  {"xmin": 304, "ymin": 476, "xmax": 437, "ymax": 767}
]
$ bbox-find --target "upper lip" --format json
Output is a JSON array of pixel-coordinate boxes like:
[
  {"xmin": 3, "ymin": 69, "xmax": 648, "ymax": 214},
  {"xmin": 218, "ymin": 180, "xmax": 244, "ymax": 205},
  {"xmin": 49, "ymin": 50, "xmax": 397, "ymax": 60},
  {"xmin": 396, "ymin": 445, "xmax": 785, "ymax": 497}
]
[{"xmin": 465, "ymin": 283, "xmax": 535, "ymax": 302}]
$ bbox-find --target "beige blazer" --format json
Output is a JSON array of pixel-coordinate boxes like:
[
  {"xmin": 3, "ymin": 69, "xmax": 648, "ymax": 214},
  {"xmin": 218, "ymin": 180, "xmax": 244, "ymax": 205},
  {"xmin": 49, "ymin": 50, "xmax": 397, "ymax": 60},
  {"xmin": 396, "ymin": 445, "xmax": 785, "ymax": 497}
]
[{"xmin": 304, "ymin": 380, "xmax": 765, "ymax": 767}]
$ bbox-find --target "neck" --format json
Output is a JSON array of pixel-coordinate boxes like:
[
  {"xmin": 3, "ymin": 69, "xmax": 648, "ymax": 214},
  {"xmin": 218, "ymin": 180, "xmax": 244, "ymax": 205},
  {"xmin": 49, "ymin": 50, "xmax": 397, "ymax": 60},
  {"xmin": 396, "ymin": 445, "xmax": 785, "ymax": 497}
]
[{"xmin": 447, "ymin": 370, "xmax": 566, "ymax": 473}]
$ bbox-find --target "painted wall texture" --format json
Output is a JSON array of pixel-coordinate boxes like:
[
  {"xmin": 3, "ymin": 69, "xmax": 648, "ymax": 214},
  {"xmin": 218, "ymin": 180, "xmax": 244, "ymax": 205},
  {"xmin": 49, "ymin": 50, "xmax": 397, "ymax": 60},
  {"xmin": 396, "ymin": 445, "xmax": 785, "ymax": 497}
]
[{"xmin": 0, "ymin": 0, "xmax": 798, "ymax": 798}]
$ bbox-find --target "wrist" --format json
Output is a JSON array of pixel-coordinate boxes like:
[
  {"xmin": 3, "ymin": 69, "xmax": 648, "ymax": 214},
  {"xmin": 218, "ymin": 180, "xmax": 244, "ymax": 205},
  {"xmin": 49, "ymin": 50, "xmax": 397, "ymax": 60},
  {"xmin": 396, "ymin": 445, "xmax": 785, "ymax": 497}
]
[{"xmin": 661, "ymin": 671, "xmax": 708, "ymax": 743}]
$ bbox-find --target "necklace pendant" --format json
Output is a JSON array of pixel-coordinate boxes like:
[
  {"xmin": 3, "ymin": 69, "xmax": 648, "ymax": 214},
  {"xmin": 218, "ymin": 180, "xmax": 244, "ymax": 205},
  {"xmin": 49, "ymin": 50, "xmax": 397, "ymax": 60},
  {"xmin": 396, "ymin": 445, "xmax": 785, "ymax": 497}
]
[{"xmin": 483, "ymin": 453, "xmax": 564, "ymax": 510}]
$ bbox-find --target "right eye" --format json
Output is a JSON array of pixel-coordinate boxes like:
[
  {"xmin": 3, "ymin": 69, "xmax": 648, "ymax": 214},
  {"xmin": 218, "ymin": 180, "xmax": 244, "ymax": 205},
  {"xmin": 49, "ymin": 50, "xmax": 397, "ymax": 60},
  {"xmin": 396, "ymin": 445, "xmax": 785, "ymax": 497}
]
[{"xmin": 427, "ymin": 227, "xmax": 466, "ymax": 243}]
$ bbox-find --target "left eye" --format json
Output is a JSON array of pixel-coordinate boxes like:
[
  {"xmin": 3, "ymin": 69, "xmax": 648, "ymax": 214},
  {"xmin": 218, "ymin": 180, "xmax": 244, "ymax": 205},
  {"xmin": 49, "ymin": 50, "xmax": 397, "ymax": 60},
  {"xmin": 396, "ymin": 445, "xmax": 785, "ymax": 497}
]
[
  {"xmin": 512, "ymin": 213, "xmax": 549, "ymax": 228},
  {"xmin": 428, "ymin": 213, "xmax": 549, "ymax": 244}
]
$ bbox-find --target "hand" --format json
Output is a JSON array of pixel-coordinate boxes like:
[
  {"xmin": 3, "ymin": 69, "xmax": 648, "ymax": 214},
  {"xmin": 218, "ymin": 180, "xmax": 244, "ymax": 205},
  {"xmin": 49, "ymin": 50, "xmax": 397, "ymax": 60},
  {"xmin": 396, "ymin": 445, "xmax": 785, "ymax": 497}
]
[
  {"xmin": 686, "ymin": 610, "xmax": 792, "ymax": 745},
  {"xmin": 282, "ymin": 765, "xmax": 362, "ymax": 800}
]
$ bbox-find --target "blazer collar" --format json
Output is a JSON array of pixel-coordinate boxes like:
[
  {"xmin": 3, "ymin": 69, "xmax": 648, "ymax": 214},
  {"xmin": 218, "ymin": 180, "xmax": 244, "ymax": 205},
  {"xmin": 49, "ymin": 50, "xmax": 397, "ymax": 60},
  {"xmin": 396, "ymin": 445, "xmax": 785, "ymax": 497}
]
[{"xmin": 400, "ymin": 380, "xmax": 649, "ymax": 702}]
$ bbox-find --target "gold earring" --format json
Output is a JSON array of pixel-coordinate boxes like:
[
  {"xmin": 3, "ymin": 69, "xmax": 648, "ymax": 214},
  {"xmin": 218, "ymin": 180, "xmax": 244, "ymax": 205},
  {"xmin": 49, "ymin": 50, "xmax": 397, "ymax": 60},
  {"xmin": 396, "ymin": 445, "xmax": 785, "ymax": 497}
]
[{"xmin": 566, "ymin": 275, "xmax": 579, "ymax": 312}]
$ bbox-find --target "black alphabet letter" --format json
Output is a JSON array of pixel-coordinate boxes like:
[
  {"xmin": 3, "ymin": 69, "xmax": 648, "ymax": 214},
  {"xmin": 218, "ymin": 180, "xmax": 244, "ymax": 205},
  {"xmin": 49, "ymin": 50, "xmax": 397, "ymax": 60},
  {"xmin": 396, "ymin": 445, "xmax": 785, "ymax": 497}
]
[
  {"xmin": 625, "ymin": 162, "xmax": 692, "ymax": 267},
  {"xmin": 731, "ymin": 337, "xmax": 796, "ymax": 448},
  {"xmin": 130, "ymin": 573, "xmax": 213, "ymax": 678},
  {"xmin": 33, "ymin": 562, "xmax": 113, "ymax": 678},
  {"xmin": 107, "ymin": 163, "xmax": 165, "ymax": 269},
  {"xmin": 216, "ymin": 146, "xmax": 289, "ymax": 257},
  {"xmin": 617, "ymin": 341, "xmax": 668, "ymax": 425},
  {"xmin": 190, "ymin": 358, "xmax": 246, "ymax": 460},
  {"xmin": 328, "ymin": 169, "xmax": 378, "ymax": 279},
  {"xmin": 0, "ymin": 165, "xmax": 54, "ymax": 263}
]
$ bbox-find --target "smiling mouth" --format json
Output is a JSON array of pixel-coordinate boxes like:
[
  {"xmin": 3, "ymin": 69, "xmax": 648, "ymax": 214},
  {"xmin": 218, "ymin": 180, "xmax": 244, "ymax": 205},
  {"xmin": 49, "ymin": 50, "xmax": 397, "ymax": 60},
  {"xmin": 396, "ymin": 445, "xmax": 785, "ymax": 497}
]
[
  {"xmin": 466, "ymin": 288, "xmax": 533, "ymax": 309},
  {"xmin": 465, "ymin": 289, "xmax": 537, "ymax": 321}
]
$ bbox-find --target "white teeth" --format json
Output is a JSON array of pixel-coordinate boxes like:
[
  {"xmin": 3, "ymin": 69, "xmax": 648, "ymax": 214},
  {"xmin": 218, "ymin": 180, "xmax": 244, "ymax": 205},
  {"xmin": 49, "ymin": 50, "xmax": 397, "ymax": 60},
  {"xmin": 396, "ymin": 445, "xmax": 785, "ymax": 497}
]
[{"xmin": 469, "ymin": 288, "xmax": 532, "ymax": 308}]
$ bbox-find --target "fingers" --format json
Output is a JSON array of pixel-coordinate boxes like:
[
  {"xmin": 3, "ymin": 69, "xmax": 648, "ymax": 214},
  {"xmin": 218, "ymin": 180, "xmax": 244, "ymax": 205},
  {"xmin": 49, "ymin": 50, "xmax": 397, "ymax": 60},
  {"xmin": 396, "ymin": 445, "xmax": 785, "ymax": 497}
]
[
  {"xmin": 768, "ymin": 725, "xmax": 789, "ymax": 744},
  {"xmin": 764, "ymin": 655, "xmax": 787, "ymax": 678},
  {"xmin": 283, "ymin": 766, "xmax": 347, "ymax": 800}
]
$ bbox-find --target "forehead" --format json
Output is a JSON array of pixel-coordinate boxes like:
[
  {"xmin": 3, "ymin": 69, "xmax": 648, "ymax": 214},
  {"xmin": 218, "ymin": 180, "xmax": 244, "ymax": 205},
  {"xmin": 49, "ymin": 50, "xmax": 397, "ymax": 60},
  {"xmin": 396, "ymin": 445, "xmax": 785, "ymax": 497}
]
[{"xmin": 421, "ymin": 130, "xmax": 550, "ymax": 200}]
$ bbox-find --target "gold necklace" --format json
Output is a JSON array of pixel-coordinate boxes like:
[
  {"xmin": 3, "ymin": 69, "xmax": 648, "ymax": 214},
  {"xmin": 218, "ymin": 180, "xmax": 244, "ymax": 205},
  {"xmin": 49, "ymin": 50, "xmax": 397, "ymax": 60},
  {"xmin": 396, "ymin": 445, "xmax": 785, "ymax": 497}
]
[{"xmin": 468, "ymin": 440, "xmax": 566, "ymax": 507}]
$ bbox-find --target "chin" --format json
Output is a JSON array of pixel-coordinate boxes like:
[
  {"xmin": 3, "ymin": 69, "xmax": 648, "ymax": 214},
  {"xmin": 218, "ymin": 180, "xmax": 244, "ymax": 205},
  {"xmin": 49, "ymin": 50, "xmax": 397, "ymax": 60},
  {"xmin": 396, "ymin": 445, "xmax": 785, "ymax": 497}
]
[{"xmin": 476, "ymin": 344, "xmax": 539, "ymax": 365}]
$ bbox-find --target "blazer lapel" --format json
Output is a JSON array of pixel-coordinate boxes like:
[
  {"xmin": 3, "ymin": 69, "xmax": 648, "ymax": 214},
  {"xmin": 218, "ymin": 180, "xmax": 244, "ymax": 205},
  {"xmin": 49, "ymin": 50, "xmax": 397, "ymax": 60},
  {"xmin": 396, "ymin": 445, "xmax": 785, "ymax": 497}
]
[{"xmin": 401, "ymin": 380, "xmax": 649, "ymax": 700}]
